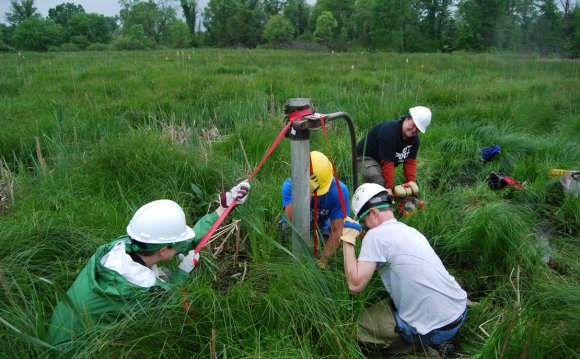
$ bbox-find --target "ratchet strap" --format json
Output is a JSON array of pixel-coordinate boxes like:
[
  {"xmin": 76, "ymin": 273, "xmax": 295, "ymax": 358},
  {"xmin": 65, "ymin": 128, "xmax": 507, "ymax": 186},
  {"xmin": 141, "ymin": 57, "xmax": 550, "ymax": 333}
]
[{"xmin": 194, "ymin": 110, "xmax": 309, "ymax": 254}]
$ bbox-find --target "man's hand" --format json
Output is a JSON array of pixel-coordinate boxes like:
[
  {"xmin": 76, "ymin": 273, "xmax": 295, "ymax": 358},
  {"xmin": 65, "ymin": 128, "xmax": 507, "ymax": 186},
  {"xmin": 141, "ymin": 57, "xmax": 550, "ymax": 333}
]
[
  {"xmin": 219, "ymin": 180, "xmax": 251, "ymax": 208},
  {"xmin": 394, "ymin": 181, "xmax": 419, "ymax": 198},
  {"xmin": 340, "ymin": 217, "xmax": 362, "ymax": 245},
  {"xmin": 178, "ymin": 250, "xmax": 200, "ymax": 273},
  {"xmin": 310, "ymin": 173, "xmax": 320, "ymax": 194}
]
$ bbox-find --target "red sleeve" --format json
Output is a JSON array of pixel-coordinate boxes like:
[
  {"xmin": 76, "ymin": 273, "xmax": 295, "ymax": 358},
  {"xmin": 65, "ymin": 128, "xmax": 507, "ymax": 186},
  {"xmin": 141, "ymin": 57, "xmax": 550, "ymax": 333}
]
[
  {"xmin": 403, "ymin": 158, "xmax": 417, "ymax": 182},
  {"xmin": 380, "ymin": 160, "xmax": 395, "ymax": 190}
]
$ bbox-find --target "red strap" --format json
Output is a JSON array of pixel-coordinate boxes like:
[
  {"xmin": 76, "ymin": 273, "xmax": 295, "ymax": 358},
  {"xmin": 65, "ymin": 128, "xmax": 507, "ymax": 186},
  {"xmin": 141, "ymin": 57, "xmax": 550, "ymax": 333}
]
[
  {"xmin": 503, "ymin": 176, "xmax": 525, "ymax": 189},
  {"xmin": 310, "ymin": 159, "xmax": 318, "ymax": 257},
  {"xmin": 195, "ymin": 110, "xmax": 307, "ymax": 254},
  {"xmin": 288, "ymin": 108, "xmax": 313, "ymax": 122},
  {"xmin": 316, "ymin": 115, "xmax": 347, "ymax": 218}
]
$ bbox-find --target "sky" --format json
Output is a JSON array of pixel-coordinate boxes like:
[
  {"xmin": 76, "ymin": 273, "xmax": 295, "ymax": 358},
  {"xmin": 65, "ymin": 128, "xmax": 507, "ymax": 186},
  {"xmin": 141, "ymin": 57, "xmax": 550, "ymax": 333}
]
[{"xmin": 0, "ymin": 0, "xmax": 316, "ymax": 25}]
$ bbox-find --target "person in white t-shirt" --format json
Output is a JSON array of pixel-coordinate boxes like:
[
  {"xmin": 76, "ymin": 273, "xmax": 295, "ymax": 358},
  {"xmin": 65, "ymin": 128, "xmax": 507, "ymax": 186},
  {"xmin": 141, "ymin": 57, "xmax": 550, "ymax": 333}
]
[{"xmin": 341, "ymin": 183, "xmax": 467, "ymax": 354}]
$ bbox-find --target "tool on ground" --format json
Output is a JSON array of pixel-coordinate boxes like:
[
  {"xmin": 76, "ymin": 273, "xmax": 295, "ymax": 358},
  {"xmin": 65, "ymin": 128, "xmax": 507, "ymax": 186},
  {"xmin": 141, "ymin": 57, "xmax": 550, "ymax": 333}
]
[
  {"xmin": 396, "ymin": 197, "xmax": 426, "ymax": 218},
  {"xmin": 560, "ymin": 170, "xmax": 580, "ymax": 196},
  {"xmin": 487, "ymin": 172, "xmax": 525, "ymax": 190}
]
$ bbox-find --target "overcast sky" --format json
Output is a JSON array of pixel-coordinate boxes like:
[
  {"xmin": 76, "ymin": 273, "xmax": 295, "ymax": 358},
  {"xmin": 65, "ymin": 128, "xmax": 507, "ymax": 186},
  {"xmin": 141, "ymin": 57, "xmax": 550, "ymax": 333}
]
[{"xmin": 1, "ymin": 0, "xmax": 316, "ymax": 25}]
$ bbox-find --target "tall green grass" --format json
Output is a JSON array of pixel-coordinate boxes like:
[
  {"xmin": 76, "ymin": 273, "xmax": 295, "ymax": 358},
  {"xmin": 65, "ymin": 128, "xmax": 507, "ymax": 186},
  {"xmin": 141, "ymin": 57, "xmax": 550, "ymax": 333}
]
[{"xmin": 0, "ymin": 49, "xmax": 578, "ymax": 358}]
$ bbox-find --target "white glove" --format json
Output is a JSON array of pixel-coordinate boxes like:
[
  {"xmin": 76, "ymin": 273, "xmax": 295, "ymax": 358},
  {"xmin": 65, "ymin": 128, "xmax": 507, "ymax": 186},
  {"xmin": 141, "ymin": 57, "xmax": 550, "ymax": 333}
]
[
  {"xmin": 178, "ymin": 250, "xmax": 200, "ymax": 273},
  {"xmin": 219, "ymin": 180, "xmax": 250, "ymax": 208},
  {"xmin": 394, "ymin": 181, "xmax": 419, "ymax": 198},
  {"xmin": 340, "ymin": 217, "xmax": 362, "ymax": 245}
]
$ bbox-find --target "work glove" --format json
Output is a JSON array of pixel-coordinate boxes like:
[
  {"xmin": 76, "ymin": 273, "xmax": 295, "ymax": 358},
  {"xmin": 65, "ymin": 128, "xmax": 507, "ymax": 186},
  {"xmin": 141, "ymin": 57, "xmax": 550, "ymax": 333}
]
[
  {"xmin": 394, "ymin": 181, "xmax": 419, "ymax": 198},
  {"xmin": 310, "ymin": 173, "xmax": 320, "ymax": 194},
  {"xmin": 219, "ymin": 180, "xmax": 250, "ymax": 208},
  {"xmin": 340, "ymin": 217, "xmax": 362, "ymax": 245},
  {"xmin": 178, "ymin": 250, "xmax": 200, "ymax": 273}
]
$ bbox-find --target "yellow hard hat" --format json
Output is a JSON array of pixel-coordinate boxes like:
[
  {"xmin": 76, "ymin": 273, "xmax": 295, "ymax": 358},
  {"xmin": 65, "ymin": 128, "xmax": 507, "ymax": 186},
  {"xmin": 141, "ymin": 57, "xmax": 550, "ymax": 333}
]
[{"xmin": 310, "ymin": 151, "xmax": 333, "ymax": 196}]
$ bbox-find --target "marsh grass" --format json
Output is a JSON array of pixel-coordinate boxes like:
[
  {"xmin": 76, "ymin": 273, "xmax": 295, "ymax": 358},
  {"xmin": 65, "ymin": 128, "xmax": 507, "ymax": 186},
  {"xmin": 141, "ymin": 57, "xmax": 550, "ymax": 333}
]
[{"xmin": 0, "ymin": 49, "xmax": 578, "ymax": 358}]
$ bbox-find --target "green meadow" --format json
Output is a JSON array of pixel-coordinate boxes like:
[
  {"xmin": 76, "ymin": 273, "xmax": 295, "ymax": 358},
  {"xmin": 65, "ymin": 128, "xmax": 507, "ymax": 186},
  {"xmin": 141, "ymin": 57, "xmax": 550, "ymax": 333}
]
[{"xmin": 0, "ymin": 49, "xmax": 579, "ymax": 358}]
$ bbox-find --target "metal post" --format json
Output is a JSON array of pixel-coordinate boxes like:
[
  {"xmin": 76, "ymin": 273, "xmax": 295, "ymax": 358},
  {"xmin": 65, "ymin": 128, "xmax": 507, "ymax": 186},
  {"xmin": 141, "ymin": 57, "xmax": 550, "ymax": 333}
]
[
  {"xmin": 283, "ymin": 100, "xmax": 357, "ymax": 256},
  {"xmin": 290, "ymin": 138, "xmax": 311, "ymax": 252},
  {"xmin": 284, "ymin": 98, "xmax": 313, "ymax": 254}
]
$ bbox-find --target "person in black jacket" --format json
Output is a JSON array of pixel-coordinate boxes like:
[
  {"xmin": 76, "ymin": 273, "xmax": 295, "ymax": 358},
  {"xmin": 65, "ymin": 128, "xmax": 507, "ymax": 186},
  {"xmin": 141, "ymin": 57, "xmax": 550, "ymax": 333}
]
[{"xmin": 356, "ymin": 106, "xmax": 431, "ymax": 194}]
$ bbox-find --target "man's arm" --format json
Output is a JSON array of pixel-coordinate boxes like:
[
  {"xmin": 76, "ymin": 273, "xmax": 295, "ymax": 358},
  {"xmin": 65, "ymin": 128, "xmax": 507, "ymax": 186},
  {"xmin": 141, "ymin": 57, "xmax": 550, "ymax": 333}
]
[
  {"xmin": 380, "ymin": 160, "xmax": 396, "ymax": 190},
  {"xmin": 342, "ymin": 243, "xmax": 376, "ymax": 294},
  {"xmin": 284, "ymin": 203, "xmax": 293, "ymax": 221},
  {"xmin": 403, "ymin": 158, "xmax": 417, "ymax": 183},
  {"xmin": 321, "ymin": 217, "xmax": 344, "ymax": 258}
]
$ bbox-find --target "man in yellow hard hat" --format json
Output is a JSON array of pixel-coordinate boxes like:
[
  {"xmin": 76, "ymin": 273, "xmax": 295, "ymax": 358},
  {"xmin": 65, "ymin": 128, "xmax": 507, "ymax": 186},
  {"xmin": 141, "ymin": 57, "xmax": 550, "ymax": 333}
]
[{"xmin": 281, "ymin": 151, "xmax": 350, "ymax": 261}]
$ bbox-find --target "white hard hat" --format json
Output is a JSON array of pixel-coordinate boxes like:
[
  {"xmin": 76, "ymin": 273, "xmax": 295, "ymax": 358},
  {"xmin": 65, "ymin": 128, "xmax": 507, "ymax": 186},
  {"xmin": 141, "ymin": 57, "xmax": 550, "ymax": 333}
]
[
  {"xmin": 351, "ymin": 183, "xmax": 392, "ymax": 220},
  {"xmin": 126, "ymin": 200, "xmax": 195, "ymax": 244},
  {"xmin": 409, "ymin": 106, "xmax": 432, "ymax": 133}
]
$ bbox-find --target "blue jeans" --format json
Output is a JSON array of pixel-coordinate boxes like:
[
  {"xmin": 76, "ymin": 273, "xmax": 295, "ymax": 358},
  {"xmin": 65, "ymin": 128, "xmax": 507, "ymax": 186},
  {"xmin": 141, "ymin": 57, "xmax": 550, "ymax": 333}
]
[{"xmin": 393, "ymin": 307, "xmax": 467, "ymax": 345}]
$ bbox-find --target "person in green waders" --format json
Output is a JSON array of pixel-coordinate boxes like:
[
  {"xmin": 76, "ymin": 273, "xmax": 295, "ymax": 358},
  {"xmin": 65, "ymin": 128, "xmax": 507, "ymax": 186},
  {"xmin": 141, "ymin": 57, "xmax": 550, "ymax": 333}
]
[{"xmin": 48, "ymin": 181, "xmax": 250, "ymax": 352}]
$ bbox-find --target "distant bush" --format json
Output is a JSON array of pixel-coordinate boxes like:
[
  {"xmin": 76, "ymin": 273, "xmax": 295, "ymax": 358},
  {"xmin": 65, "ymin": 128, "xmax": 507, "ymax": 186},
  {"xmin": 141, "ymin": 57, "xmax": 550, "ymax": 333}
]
[
  {"xmin": 112, "ymin": 36, "xmax": 155, "ymax": 51},
  {"xmin": 0, "ymin": 41, "xmax": 14, "ymax": 52},
  {"xmin": 59, "ymin": 43, "xmax": 81, "ymax": 52},
  {"xmin": 86, "ymin": 43, "xmax": 109, "ymax": 51},
  {"xmin": 70, "ymin": 35, "xmax": 90, "ymax": 50}
]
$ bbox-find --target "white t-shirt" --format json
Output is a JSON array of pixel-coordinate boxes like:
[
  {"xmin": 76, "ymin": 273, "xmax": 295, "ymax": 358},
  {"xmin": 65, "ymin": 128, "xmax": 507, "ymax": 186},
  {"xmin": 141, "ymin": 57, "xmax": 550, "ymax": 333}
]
[{"xmin": 359, "ymin": 218, "xmax": 467, "ymax": 334}]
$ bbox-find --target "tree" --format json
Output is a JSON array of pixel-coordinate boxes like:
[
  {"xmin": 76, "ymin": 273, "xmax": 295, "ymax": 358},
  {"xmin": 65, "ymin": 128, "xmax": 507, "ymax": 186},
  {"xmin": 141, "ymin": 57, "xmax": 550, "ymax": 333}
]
[
  {"xmin": 264, "ymin": 0, "xmax": 285, "ymax": 17},
  {"xmin": 204, "ymin": 0, "xmax": 265, "ymax": 47},
  {"xmin": 13, "ymin": 17, "xmax": 63, "ymax": 50},
  {"xmin": 203, "ymin": 0, "xmax": 236, "ymax": 46},
  {"xmin": 180, "ymin": 0, "xmax": 197, "ymax": 37},
  {"xmin": 563, "ymin": 5, "xmax": 580, "ymax": 56},
  {"xmin": 313, "ymin": 11, "xmax": 337, "ymax": 46},
  {"xmin": 368, "ymin": 0, "xmax": 422, "ymax": 52},
  {"xmin": 530, "ymin": 0, "xmax": 563, "ymax": 54},
  {"xmin": 68, "ymin": 13, "xmax": 117, "ymax": 44},
  {"xmin": 310, "ymin": 0, "xmax": 356, "ymax": 42},
  {"xmin": 5, "ymin": 0, "xmax": 38, "ymax": 26},
  {"xmin": 263, "ymin": 14, "xmax": 295, "ymax": 45},
  {"xmin": 228, "ymin": 0, "xmax": 266, "ymax": 47},
  {"xmin": 416, "ymin": 0, "xmax": 454, "ymax": 51},
  {"xmin": 456, "ymin": 0, "xmax": 508, "ymax": 50},
  {"xmin": 167, "ymin": 20, "xmax": 190, "ymax": 48},
  {"xmin": 352, "ymin": 0, "xmax": 373, "ymax": 47},
  {"xmin": 48, "ymin": 3, "xmax": 85, "ymax": 27},
  {"xmin": 119, "ymin": 0, "xmax": 177, "ymax": 45},
  {"xmin": 283, "ymin": 0, "xmax": 311, "ymax": 36}
]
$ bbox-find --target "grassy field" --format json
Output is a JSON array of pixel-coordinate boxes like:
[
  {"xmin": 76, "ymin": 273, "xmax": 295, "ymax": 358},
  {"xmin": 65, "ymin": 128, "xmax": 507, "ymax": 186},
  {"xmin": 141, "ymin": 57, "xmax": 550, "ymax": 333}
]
[{"xmin": 0, "ymin": 49, "xmax": 579, "ymax": 358}]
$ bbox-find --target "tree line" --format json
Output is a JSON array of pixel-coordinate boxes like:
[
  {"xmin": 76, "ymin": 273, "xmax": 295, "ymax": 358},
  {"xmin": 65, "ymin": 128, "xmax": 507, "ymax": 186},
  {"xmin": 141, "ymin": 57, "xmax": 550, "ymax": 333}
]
[{"xmin": 1, "ymin": 0, "xmax": 579, "ymax": 57}]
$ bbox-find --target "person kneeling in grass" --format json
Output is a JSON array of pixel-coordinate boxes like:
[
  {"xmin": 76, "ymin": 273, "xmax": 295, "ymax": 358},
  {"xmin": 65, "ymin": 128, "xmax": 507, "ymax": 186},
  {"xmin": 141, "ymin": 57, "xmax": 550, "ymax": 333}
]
[
  {"xmin": 49, "ymin": 181, "xmax": 250, "ymax": 351},
  {"xmin": 341, "ymin": 183, "xmax": 467, "ymax": 355}
]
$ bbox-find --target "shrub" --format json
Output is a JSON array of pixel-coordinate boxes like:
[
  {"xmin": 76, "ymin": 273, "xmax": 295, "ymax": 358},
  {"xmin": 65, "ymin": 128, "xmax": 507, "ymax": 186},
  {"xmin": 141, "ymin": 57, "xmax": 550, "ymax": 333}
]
[
  {"xmin": 59, "ymin": 43, "xmax": 81, "ymax": 52},
  {"xmin": 86, "ymin": 43, "xmax": 109, "ymax": 51}
]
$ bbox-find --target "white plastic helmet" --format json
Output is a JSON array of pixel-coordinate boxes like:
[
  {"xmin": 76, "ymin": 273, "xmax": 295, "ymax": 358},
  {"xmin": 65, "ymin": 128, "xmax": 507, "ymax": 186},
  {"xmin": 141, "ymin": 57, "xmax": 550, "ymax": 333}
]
[
  {"xmin": 126, "ymin": 200, "xmax": 195, "ymax": 244},
  {"xmin": 351, "ymin": 183, "xmax": 391, "ymax": 220},
  {"xmin": 409, "ymin": 106, "xmax": 432, "ymax": 133}
]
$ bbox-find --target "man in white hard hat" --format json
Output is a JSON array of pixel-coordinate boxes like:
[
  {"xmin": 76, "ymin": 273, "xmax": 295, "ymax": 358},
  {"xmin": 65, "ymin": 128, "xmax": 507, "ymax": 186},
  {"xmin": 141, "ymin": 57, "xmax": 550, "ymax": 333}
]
[
  {"xmin": 340, "ymin": 183, "xmax": 467, "ymax": 355},
  {"xmin": 49, "ymin": 181, "xmax": 250, "ymax": 351},
  {"xmin": 356, "ymin": 106, "xmax": 431, "ymax": 196}
]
